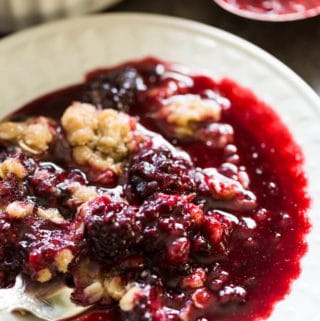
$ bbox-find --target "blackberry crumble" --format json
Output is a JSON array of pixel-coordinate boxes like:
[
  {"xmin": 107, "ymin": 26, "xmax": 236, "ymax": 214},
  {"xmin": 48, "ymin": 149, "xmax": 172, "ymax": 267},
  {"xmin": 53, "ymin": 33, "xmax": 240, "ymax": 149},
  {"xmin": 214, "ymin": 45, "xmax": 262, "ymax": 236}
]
[{"xmin": 0, "ymin": 57, "xmax": 310, "ymax": 321}]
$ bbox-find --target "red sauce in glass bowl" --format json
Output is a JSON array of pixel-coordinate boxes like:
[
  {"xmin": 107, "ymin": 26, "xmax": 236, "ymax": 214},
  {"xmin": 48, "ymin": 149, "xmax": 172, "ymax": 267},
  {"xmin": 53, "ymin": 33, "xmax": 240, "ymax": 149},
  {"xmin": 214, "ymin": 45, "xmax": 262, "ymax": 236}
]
[
  {"xmin": 214, "ymin": 0, "xmax": 320, "ymax": 20},
  {"xmin": 0, "ymin": 57, "xmax": 310, "ymax": 321}
]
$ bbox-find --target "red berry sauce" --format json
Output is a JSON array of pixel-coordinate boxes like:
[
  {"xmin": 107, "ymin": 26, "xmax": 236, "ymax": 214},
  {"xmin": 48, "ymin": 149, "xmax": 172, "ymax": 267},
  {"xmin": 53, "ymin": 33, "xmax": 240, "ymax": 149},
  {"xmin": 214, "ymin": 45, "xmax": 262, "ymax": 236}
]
[
  {"xmin": 219, "ymin": 0, "xmax": 320, "ymax": 17},
  {"xmin": 0, "ymin": 57, "xmax": 310, "ymax": 321}
]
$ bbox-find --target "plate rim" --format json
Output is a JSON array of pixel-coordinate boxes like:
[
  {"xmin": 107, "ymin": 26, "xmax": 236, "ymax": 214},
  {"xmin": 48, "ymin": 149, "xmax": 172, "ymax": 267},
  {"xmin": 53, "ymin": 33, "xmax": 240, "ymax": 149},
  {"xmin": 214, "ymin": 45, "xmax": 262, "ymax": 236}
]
[{"xmin": 0, "ymin": 12, "xmax": 319, "ymax": 112}]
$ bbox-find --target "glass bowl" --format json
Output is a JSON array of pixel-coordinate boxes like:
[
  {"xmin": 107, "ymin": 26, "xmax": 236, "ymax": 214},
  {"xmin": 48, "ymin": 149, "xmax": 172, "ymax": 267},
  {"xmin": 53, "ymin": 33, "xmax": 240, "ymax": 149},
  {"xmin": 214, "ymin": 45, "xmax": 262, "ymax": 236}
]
[{"xmin": 213, "ymin": 0, "xmax": 320, "ymax": 21}]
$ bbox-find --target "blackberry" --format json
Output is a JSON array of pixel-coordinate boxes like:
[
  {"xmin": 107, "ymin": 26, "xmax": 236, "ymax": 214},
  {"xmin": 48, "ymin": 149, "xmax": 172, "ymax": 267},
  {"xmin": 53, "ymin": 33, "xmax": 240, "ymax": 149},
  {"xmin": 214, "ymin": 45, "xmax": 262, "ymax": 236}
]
[
  {"xmin": 140, "ymin": 194, "xmax": 203, "ymax": 266},
  {"xmin": 0, "ymin": 215, "xmax": 26, "ymax": 287},
  {"xmin": 83, "ymin": 67, "xmax": 145, "ymax": 112},
  {"xmin": 29, "ymin": 162, "xmax": 87, "ymax": 216},
  {"xmin": 85, "ymin": 197, "xmax": 142, "ymax": 261},
  {"xmin": 126, "ymin": 148, "xmax": 196, "ymax": 203}
]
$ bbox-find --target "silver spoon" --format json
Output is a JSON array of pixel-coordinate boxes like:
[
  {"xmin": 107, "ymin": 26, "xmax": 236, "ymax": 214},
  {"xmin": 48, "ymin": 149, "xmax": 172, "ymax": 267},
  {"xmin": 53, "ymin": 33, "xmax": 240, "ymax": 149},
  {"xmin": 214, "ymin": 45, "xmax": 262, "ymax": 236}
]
[{"xmin": 0, "ymin": 276, "xmax": 89, "ymax": 321}]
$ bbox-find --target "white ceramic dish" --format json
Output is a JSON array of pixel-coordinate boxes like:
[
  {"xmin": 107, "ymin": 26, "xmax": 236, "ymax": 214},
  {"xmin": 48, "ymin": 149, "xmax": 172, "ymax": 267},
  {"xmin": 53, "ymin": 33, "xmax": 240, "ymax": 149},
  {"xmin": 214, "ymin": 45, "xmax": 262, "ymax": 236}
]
[
  {"xmin": 0, "ymin": 13, "xmax": 319, "ymax": 321},
  {"xmin": 0, "ymin": 0, "xmax": 123, "ymax": 32}
]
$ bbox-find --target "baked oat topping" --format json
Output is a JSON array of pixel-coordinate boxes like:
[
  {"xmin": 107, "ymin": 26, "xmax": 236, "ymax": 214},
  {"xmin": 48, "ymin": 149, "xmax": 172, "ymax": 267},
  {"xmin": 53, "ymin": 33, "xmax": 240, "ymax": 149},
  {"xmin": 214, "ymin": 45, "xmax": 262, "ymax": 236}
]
[
  {"xmin": 158, "ymin": 94, "xmax": 221, "ymax": 136},
  {"xmin": 0, "ymin": 117, "xmax": 56, "ymax": 155},
  {"xmin": 62, "ymin": 102, "xmax": 136, "ymax": 175},
  {"xmin": 0, "ymin": 157, "xmax": 27, "ymax": 179},
  {"xmin": 68, "ymin": 182, "xmax": 99, "ymax": 205},
  {"xmin": 5, "ymin": 201, "xmax": 34, "ymax": 219},
  {"xmin": 37, "ymin": 207, "xmax": 65, "ymax": 224},
  {"xmin": 37, "ymin": 268, "xmax": 53, "ymax": 283}
]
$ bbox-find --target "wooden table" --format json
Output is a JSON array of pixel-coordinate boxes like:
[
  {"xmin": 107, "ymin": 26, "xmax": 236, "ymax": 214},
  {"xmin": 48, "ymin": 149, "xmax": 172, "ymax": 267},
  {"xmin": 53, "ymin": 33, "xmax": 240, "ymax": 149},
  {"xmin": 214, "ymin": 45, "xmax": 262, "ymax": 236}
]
[{"xmin": 109, "ymin": 0, "xmax": 320, "ymax": 96}]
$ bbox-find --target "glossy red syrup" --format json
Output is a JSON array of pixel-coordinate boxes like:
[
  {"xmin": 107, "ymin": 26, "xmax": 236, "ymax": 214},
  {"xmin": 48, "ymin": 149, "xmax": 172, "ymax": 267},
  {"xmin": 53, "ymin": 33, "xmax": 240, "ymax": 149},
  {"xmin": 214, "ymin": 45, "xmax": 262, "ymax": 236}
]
[
  {"xmin": 66, "ymin": 309, "xmax": 117, "ymax": 321},
  {"xmin": 220, "ymin": 0, "xmax": 320, "ymax": 16},
  {"xmin": 8, "ymin": 57, "xmax": 310, "ymax": 321}
]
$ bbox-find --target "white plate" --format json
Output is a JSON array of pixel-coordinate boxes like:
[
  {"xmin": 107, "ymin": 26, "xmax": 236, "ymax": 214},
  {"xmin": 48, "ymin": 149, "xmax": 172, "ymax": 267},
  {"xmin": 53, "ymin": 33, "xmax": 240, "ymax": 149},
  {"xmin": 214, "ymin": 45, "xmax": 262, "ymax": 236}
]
[{"xmin": 0, "ymin": 13, "xmax": 319, "ymax": 321}]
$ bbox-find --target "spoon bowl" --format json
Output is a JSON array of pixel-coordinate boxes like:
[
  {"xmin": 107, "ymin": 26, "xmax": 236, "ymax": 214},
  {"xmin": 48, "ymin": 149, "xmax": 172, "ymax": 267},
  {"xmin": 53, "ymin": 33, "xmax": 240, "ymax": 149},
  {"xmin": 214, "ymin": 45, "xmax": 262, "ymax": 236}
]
[{"xmin": 0, "ymin": 276, "xmax": 89, "ymax": 321}]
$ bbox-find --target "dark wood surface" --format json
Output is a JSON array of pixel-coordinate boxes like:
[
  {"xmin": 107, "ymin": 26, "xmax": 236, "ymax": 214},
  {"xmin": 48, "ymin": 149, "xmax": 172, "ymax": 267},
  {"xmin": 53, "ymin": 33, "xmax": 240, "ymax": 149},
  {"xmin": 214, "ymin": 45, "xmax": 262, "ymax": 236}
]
[{"xmin": 108, "ymin": 0, "xmax": 320, "ymax": 96}]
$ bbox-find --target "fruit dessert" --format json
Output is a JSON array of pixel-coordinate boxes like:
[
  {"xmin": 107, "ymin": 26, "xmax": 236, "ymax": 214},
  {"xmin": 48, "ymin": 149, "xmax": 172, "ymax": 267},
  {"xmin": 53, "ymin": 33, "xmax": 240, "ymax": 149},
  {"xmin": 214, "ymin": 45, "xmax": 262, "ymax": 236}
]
[
  {"xmin": 0, "ymin": 57, "xmax": 310, "ymax": 321},
  {"xmin": 218, "ymin": 0, "xmax": 320, "ymax": 17}
]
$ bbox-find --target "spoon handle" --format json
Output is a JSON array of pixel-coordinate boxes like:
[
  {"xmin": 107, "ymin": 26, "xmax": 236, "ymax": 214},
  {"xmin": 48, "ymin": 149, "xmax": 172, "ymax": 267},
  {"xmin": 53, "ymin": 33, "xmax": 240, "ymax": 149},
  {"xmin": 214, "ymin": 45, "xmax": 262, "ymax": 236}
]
[
  {"xmin": 0, "ymin": 277, "xmax": 27, "ymax": 311},
  {"xmin": 0, "ymin": 276, "xmax": 89, "ymax": 321}
]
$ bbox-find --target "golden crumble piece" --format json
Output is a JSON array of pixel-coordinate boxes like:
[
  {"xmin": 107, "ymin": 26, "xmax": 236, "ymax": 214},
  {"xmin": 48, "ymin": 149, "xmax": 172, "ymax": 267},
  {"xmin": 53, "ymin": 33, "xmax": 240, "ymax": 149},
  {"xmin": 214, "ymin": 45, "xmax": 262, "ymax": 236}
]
[
  {"xmin": 61, "ymin": 102, "xmax": 98, "ymax": 146},
  {"xmin": 119, "ymin": 285, "xmax": 142, "ymax": 311},
  {"xmin": 69, "ymin": 182, "xmax": 99, "ymax": 205},
  {"xmin": 72, "ymin": 258, "xmax": 113, "ymax": 305},
  {"xmin": 37, "ymin": 268, "xmax": 53, "ymax": 283},
  {"xmin": 0, "ymin": 117, "xmax": 55, "ymax": 155},
  {"xmin": 0, "ymin": 122, "xmax": 24, "ymax": 140},
  {"xmin": 104, "ymin": 276, "xmax": 126, "ymax": 301},
  {"xmin": 72, "ymin": 145, "xmax": 93, "ymax": 165},
  {"xmin": 0, "ymin": 158, "xmax": 27, "ymax": 179},
  {"xmin": 83, "ymin": 281, "xmax": 105, "ymax": 304},
  {"xmin": 71, "ymin": 257, "xmax": 130, "ymax": 305},
  {"xmin": 72, "ymin": 146, "xmax": 122, "ymax": 174},
  {"xmin": 160, "ymin": 94, "xmax": 221, "ymax": 136},
  {"xmin": 54, "ymin": 249, "xmax": 74, "ymax": 273},
  {"xmin": 21, "ymin": 118, "xmax": 53, "ymax": 154},
  {"xmin": 6, "ymin": 201, "xmax": 34, "ymax": 219},
  {"xmin": 97, "ymin": 109, "xmax": 133, "ymax": 161},
  {"xmin": 61, "ymin": 102, "xmax": 135, "ymax": 173},
  {"xmin": 37, "ymin": 208, "xmax": 65, "ymax": 224}
]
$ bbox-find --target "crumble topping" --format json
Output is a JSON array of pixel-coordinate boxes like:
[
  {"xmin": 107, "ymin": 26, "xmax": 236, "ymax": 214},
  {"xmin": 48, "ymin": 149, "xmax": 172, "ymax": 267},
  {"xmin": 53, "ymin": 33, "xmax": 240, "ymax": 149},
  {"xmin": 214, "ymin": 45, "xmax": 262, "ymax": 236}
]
[
  {"xmin": 97, "ymin": 109, "xmax": 134, "ymax": 160},
  {"xmin": 36, "ymin": 208, "xmax": 65, "ymax": 224},
  {"xmin": 61, "ymin": 103, "xmax": 98, "ymax": 146},
  {"xmin": 81, "ymin": 276, "xmax": 128, "ymax": 305},
  {"xmin": 61, "ymin": 102, "xmax": 136, "ymax": 174},
  {"xmin": 72, "ymin": 146, "xmax": 122, "ymax": 174},
  {"xmin": 5, "ymin": 201, "xmax": 34, "ymax": 219},
  {"xmin": 54, "ymin": 249, "xmax": 74, "ymax": 273},
  {"xmin": 0, "ymin": 157, "xmax": 27, "ymax": 179},
  {"xmin": 0, "ymin": 117, "xmax": 56, "ymax": 155},
  {"xmin": 37, "ymin": 268, "xmax": 53, "ymax": 283},
  {"xmin": 158, "ymin": 94, "xmax": 221, "ymax": 136},
  {"xmin": 83, "ymin": 281, "xmax": 105, "ymax": 305},
  {"xmin": 0, "ymin": 122, "xmax": 24, "ymax": 140},
  {"xmin": 119, "ymin": 285, "xmax": 142, "ymax": 311},
  {"xmin": 104, "ymin": 276, "xmax": 126, "ymax": 301},
  {"xmin": 71, "ymin": 258, "xmax": 129, "ymax": 306},
  {"xmin": 68, "ymin": 182, "xmax": 99, "ymax": 205}
]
